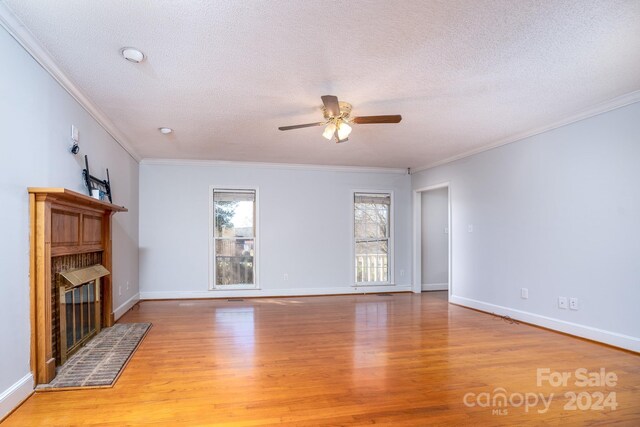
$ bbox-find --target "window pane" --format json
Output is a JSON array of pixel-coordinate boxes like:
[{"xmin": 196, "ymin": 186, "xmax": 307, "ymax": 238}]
[
  {"xmin": 355, "ymin": 240, "xmax": 388, "ymax": 283},
  {"xmin": 216, "ymin": 253, "xmax": 254, "ymax": 285},
  {"xmin": 214, "ymin": 191, "xmax": 255, "ymax": 238},
  {"xmin": 354, "ymin": 203, "xmax": 389, "ymax": 239}
]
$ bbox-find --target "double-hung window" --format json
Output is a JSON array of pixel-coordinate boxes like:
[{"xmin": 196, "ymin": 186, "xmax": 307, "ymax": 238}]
[
  {"xmin": 211, "ymin": 189, "xmax": 257, "ymax": 289},
  {"xmin": 354, "ymin": 192, "xmax": 392, "ymax": 284}
]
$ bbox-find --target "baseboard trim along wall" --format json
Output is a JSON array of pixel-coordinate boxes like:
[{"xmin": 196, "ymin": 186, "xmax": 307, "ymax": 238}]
[
  {"xmin": 0, "ymin": 373, "xmax": 33, "ymax": 422},
  {"xmin": 450, "ymin": 295, "xmax": 640, "ymax": 353},
  {"xmin": 422, "ymin": 283, "xmax": 448, "ymax": 291},
  {"xmin": 114, "ymin": 293, "xmax": 140, "ymax": 321},
  {"xmin": 140, "ymin": 285, "xmax": 412, "ymax": 300}
]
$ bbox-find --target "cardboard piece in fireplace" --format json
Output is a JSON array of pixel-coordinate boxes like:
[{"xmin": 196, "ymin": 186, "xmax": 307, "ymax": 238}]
[{"xmin": 58, "ymin": 264, "xmax": 110, "ymax": 365}]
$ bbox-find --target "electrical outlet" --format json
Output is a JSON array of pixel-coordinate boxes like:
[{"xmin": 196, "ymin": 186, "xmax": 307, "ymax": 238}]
[
  {"xmin": 558, "ymin": 296, "xmax": 568, "ymax": 309},
  {"xmin": 569, "ymin": 297, "xmax": 579, "ymax": 310},
  {"xmin": 521, "ymin": 288, "xmax": 528, "ymax": 299},
  {"xmin": 468, "ymin": 224, "xmax": 474, "ymax": 233},
  {"xmin": 400, "ymin": 269, "xmax": 404, "ymax": 277},
  {"xmin": 283, "ymin": 273, "xmax": 288, "ymax": 281}
]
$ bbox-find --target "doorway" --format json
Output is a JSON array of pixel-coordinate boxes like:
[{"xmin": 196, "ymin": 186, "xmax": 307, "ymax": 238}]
[{"xmin": 413, "ymin": 183, "xmax": 451, "ymax": 298}]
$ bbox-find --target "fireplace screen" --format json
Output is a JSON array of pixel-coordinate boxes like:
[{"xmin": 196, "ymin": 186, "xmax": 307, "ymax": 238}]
[{"xmin": 58, "ymin": 264, "xmax": 109, "ymax": 364}]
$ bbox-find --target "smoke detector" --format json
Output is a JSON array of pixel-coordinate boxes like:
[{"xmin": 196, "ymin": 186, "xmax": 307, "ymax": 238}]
[{"xmin": 120, "ymin": 47, "xmax": 145, "ymax": 63}]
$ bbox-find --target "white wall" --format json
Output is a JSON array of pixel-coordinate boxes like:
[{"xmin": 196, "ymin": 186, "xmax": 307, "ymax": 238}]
[
  {"xmin": 0, "ymin": 25, "xmax": 139, "ymax": 416},
  {"xmin": 412, "ymin": 102, "xmax": 640, "ymax": 351},
  {"xmin": 421, "ymin": 187, "xmax": 448, "ymax": 288},
  {"xmin": 139, "ymin": 162, "xmax": 412, "ymax": 298}
]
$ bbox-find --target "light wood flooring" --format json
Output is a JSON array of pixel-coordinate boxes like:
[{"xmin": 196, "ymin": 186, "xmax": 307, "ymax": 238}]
[{"xmin": 3, "ymin": 292, "xmax": 639, "ymax": 426}]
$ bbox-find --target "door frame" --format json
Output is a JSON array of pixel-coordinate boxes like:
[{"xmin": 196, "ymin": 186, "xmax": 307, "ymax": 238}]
[{"xmin": 413, "ymin": 182, "xmax": 452, "ymax": 298}]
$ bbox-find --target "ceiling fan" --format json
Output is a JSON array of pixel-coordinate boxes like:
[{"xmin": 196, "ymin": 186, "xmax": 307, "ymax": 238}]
[{"xmin": 278, "ymin": 95, "xmax": 402, "ymax": 143}]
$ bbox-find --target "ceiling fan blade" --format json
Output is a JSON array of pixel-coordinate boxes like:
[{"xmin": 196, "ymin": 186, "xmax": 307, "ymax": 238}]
[
  {"xmin": 278, "ymin": 122, "xmax": 325, "ymax": 131},
  {"xmin": 321, "ymin": 95, "xmax": 341, "ymax": 117},
  {"xmin": 351, "ymin": 115, "xmax": 402, "ymax": 124}
]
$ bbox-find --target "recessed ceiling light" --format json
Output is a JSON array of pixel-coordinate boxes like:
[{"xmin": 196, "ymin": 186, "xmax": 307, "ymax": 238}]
[
  {"xmin": 158, "ymin": 127, "xmax": 173, "ymax": 135},
  {"xmin": 120, "ymin": 47, "xmax": 145, "ymax": 63}
]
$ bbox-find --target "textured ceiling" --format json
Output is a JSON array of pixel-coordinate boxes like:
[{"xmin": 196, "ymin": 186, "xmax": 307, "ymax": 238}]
[{"xmin": 3, "ymin": 0, "xmax": 640, "ymax": 168}]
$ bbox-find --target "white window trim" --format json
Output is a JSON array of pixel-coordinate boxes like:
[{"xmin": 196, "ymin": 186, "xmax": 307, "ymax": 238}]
[
  {"xmin": 208, "ymin": 186, "xmax": 260, "ymax": 290},
  {"xmin": 351, "ymin": 189, "xmax": 395, "ymax": 286}
]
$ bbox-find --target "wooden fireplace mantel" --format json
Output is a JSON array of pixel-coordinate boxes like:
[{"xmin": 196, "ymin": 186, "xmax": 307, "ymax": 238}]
[{"xmin": 28, "ymin": 187, "xmax": 127, "ymax": 384}]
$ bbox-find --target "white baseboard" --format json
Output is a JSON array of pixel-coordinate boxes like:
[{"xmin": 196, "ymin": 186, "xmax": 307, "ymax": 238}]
[
  {"xmin": 422, "ymin": 283, "xmax": 448, "ymax": 291},
  {"xmin": 114, "ymin": 293, "xmax": 140, "ymax": 320},
  {"xmin": 140, "ymin": 285, "xmax": 412, "ymax": 300},
  {"xmin": 0, "ymin": 373, "xmax": 33, "ymax": 421},
  {"xmin": 450, "ymin": 295, "xmax": 640, "ymax": 353}
]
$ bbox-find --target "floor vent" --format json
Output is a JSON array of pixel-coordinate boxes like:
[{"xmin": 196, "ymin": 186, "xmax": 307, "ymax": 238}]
[
  {"xmin": 377, "ymin": 293, "xmax": 392, "ymax": 296},
  {"xmin": 227, "ymin": 298, "xmax": 244, "ymax": 302}
]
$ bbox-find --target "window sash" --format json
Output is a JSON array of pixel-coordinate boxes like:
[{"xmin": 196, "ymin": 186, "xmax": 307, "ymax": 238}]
[{"xmin": 213, "ymin": 189, "xmax": 256, "ymax": 239}]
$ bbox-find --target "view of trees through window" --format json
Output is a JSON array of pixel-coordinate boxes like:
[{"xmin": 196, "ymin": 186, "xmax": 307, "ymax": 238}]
[
  {"xmin": 354, "ymin": 193, "xmax": 391, "ymax": 283},
  {"xmin": 213, "ymin": 190, "xmax": 256, "ymax": 286}
]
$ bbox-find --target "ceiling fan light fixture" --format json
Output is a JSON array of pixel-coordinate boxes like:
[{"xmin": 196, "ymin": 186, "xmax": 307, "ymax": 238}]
[
  {"xmin": 322, "ymin": 122, "xmax": 336, "ymax": 140},
  {"xmin": 337, "ymin": 121, "xmax": 352, "ymax": 140},
  {"xmin": 277, "ymin": 95, "xmax": 402, "ymax": 142}
]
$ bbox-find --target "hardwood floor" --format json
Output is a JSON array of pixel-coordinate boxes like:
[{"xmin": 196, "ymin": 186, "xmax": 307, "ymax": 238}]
[{"xmin": 3, "ymin": 292, "xmax": 639, "ymax": 426}]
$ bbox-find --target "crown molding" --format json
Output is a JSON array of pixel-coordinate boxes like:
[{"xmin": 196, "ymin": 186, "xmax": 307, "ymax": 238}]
[
  {"xmin": 140, "ymin": 158, "xmax": 409, "ymax": 174},
  {"xmin": 411, "ymin": 90, "xmax": 640, "ymax": 174},
  {"xmin": 0, "ymin": 3, "xmax": 141, "ymax": 162}
]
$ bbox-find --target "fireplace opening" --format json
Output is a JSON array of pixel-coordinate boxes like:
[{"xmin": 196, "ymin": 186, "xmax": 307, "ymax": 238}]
[{"xmin": 58, "ymin": 264, "xmax": 110, "ymax": 364}]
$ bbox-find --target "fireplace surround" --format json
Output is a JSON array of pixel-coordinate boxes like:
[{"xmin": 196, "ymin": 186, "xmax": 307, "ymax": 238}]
[{"xmin": 28, "ymin": 188, "xmax": 127, "ymax": 384}]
